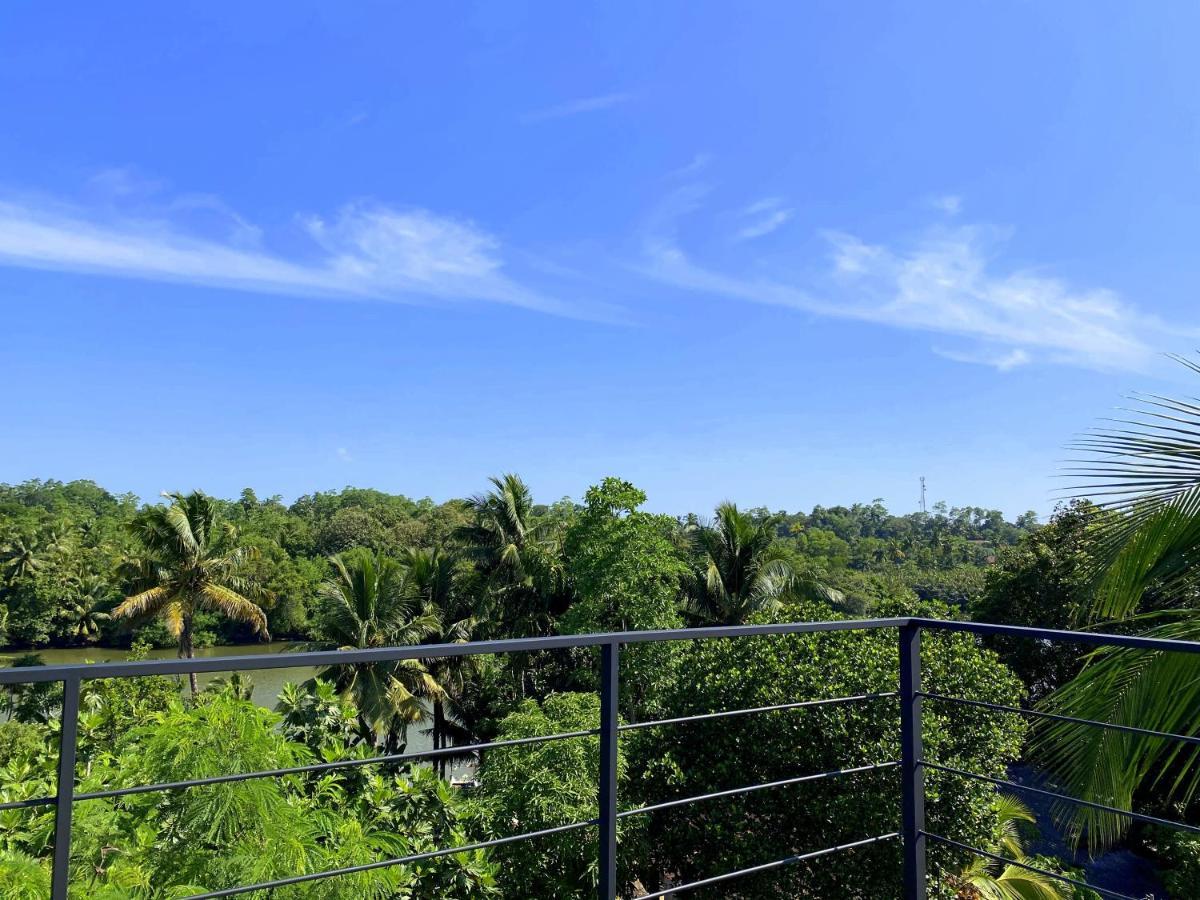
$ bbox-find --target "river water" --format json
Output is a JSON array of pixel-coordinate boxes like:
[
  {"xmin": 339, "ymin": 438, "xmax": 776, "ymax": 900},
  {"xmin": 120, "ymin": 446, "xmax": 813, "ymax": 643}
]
[{"xmin": 0, "ymin": 642, "xmax": 439, "ymax": 756}]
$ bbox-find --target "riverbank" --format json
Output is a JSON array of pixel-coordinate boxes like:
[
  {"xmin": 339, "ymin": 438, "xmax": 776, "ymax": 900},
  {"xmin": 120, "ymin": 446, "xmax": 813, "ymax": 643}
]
[{"xmin": 1, "ymin": 641, "xmax": 312, "ymax": 709}]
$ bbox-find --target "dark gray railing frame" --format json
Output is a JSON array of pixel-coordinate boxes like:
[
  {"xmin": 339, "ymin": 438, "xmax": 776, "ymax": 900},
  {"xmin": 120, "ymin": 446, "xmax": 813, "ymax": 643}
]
[{"xmin": 3, "ymin": 614, "xmax": 1199, "ymax": 899}]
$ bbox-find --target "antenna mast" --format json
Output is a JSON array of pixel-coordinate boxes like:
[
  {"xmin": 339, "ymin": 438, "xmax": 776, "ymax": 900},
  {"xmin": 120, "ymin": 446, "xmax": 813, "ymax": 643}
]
[{"xmin": 919, "ymin": 476, "xmax": 927, "ymax": 514}]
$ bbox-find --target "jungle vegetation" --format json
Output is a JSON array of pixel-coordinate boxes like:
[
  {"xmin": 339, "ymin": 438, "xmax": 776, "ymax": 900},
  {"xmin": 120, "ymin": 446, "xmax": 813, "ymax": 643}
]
[{"xmin": 0, "ymin": 431, "xmax": 1196, "ymax": 896}]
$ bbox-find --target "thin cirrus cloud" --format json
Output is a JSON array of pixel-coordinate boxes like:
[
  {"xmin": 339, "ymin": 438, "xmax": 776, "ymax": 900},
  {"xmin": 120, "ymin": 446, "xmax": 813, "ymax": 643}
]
[
  {"xmin": 642, "ymin": 184, "xmax": 1186, "ymax": 372},
  {"xmin": 928, "ymin": 194, "xmax": 962, "ymax": 216},
  {"xmin": 520, "ymin": 92, "xmax": 633, "ymax": 123},
  {"xmin": 932, "ymin": 346, "xmax": 1031, "ymax": 372},
  {"xmin": 733, "ymin": 197, "xmax": 794, "ymax": 242},
  {"xmin": 0, "ymin": 193, "xmax": 584, "ymax": 317}
]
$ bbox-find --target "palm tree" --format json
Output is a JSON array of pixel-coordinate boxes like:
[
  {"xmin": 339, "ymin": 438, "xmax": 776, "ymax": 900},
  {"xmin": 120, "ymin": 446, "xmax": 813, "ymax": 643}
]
[
  {"xmin": 460, "ymin": 475, "xmax": 571, "ymax": 620},
  {"xmin": 457, "ymin": 474, "xmax": 568, "ymax": 697},
  {"xmin": 300, "ymin": 548, "xmax": 442, "ymax": 751},
  {"xmin": 1036, "ymin": 353, "xmax": 1200, "ymax": 848},
  {"xmin": 945, "ymin": 795, "xmax": 1065, "ymax": 899},
  {"xmin": 0, "ymin": 536, "xmax": 41, "ymax": 583},
  {"xmin": 686, "ymin": 502, "xmax": 843, "ymax": 625},
  {"xmin": 112, "ymin": 491, "xmax": 269, "ymax": 694},
  {"xmin": 459, "ymin": 474, "xmax": 537, "ymax": 586},
  {"xmin": 204, "ymin": 672, "xmax": 255, "ymax": 701},
  {"xmin": 57, "ymin": 575, "xmax": 112, "ymax": 643},
  {"xmin": 400, "ymin": 546, "xmax": 482, "ymax": 778}
]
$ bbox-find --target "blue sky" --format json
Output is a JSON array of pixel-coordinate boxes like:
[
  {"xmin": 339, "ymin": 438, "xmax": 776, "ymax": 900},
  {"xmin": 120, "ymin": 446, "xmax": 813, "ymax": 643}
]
[{"xmin": 3, "ymin": 2, "xmax": 1200, "ymax": 518}]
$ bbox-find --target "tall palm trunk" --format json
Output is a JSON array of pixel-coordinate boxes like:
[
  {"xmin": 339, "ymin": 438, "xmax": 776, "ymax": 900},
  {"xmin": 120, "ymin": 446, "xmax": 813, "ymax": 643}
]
[
  {"xmin": 180, "ymin": 615, "xmax": 198, "ymax": 695},
  {"xmin": 432, "ymin": 700, "xmax": 446, "ymax": 779}
]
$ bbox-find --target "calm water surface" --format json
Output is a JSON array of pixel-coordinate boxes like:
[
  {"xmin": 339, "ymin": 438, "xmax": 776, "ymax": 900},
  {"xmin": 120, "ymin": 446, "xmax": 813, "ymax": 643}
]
[{"xmin": 0, "ymin": 642, "xmax": 438, "ymax": 755}]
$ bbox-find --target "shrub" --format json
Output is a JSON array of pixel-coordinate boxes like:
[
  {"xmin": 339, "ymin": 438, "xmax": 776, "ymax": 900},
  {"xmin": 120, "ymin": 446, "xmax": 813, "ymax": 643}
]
[
  {"xmin": 473, "ymin": 692, "xmax": 642, "ymax": 898},
  {"xmin": 627, "ymin": 599, "xmax": 1027, "ymax": 899}
]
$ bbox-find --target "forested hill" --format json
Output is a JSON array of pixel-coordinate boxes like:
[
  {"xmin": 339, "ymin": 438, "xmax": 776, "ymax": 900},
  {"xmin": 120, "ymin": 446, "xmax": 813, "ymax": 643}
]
[{"xmin": 0, "ymin": 478, "xmax": 1038, "ymax": 650}]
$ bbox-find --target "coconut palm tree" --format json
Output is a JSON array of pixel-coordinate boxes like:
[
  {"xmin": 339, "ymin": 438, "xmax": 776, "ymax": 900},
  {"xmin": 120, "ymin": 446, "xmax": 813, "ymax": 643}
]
[
  {"xmin": 0, "ymin": 536, "xmax": 41, "ymax": 583},
  {"xmin": 1036, "ymin": 353, "xmax": 1200, "ymax": 848},
  {"xmin": 458, "ymin": 474, "xmax": 571, "ymax": 629},
  {"xmin": 946, "ymin": 795, "xmax": 1066, "ymax": 899},
  {"xmin": 459, "ymin": 474, "xmax": 537, "ymax": 585},
  {"xmin": 204, "ymin": 672, "xmax": 255, "ymax": 701},
  {"xmin": 113, "ymin": 491, "xmax": 269, "ymax": 694},
  {"xmin": 400, "ymin": 546, "xmax": 482, "ymax": 777},
  {"xmin": 299, "ymin": 548, "xmax": 442, "ymax": 750},
  {"xmin": 57, "ymin": 575, "xmax": 112, "ymax": 643},
  {"xmin": 457, "ymin": 474, "xmax": 571, "ymax": 705},
  {"xmin": 686, "ymin": 502, "xmax": 843, "ymax": 625}
]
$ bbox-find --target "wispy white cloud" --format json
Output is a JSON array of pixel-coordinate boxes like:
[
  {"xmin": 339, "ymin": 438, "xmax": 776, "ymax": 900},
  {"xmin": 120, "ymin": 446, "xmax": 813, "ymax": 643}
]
[
  {"xmin": 642, "ymin": 186, "xmax": 1188, "ymax": 372},
  {"xmin": 521, "ymin": 92, "xmax": 632, "ymax": 123},
  {"xmin": 929, "ymin": 194, "xmax": 962, "ymax": 216},
  {"xmin": 336, "ymin": 447, "xmax": 354, "ymax": 463},
  {"xmin": 733, "ymin": 197, "xmax": 793, "ymax": 242},
  {"xmin": 933, "ymin": 346, "xmax": 1031, "ymax": 371},
  {"xmin": 0, "ymin": 193, "xmax": 581, "ymax": 316},
  {"xmin": 668, "ymin": 153, "xmax": 714, "ymax": 180},
  {"xmin": 86, "ymin": 166, "xmax": 167, "ymax": 201},
  {"xmin": 169, "ymin": 192, "xmax": 264, "ymax": 248}
]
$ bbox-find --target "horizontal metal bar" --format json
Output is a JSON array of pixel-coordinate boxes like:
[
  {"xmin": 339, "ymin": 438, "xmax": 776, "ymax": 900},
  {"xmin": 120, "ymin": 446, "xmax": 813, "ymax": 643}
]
[
  {"xmin": 920, "ymin": 691, "xmax": 1200, "ymax": 747},
  {"xmin": 6, "ymin": 617, "xmax": 1200, "ymax": 686},
  {"xmin": 183, "ymin": 817, "xmax": 598, "ymax": 899},
  {"xmin": 0, "ymin": 618, "xmax": 910, "ymax": 685},
  {"xmin": 618, "ymin": 762, "xmax": 898, "ymax": 819},
  {"xmin": 632, "ymin": 832, "xmax": 900, "ymax": 900},
  {"xmin": 913, "ymin": 616, "xmax": 1200, "ymax": 655},
  {"xmin": 74, "ymin": 728, "xmax": 597, "ymax": 802},
  {"xmin": 619, "ymin": 693, "xmax": 898, "ymax": 732},
  {"xmin": 0, "ymin": 795, "xmax": 55, "ymax": 811},
  {"xmin": 923, "ymin": 832, "xmax": 1139, "ymax": 900},
  {"xmin": 925, "ymin": 762, "xmax": 1200, "ymax": 835}
]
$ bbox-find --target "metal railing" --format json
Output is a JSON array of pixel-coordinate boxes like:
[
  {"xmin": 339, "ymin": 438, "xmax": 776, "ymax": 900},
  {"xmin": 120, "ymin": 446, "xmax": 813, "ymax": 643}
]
[{"xmin": 1, "ymin": 616, "xmax": 1199, "ymax": 899}]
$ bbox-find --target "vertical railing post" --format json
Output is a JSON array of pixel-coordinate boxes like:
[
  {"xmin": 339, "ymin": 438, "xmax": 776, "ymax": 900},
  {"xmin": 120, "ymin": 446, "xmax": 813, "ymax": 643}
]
[
  {"xmin": 598, "ymin": 640, "xmax": 619, "ymax": 900},
  {"xmin": 899, "ymin": 623, "xmax": 926, "ymax": 899},
  {"xmin": 51, "ymin": 675, "xmax": 81, "ymax": 900}
]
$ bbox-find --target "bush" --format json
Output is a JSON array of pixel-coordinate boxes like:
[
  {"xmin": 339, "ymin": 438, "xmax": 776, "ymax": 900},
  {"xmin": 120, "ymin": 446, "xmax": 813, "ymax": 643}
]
[
  {"xmin": 474, "ymin": 692, "xmax": 643, "ymax": 898},
  {"xmin": 972, "ymin": 502, "xmax": 1094, "ymax": 700},
  {"xmin": 0, "ymin": 692, "xmax": 497, "ymax": 898},
  {"xmin": 1144, "ymin": 823, "xmax": 1200, "ymax": 898},
  {"xmin": 627, "ymin": 599, "xmax": 1027, "ymax": 899}
]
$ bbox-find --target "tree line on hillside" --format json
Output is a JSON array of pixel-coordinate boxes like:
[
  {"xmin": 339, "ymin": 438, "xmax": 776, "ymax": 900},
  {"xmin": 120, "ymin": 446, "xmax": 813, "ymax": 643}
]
[{"xmin": 0, "ymin": 477, "xmax": 1037, "ymax": 652}]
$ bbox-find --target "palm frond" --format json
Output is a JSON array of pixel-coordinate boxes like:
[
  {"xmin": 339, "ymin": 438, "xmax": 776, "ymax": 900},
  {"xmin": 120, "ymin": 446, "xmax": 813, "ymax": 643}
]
[
  {"xmin": 989, "ymin": 866, "xmax": 1068, "ymax": 900},
  {"xmin": 991, "ymin": 794, "xmax": 1037, "ymax": 860},
  {"xmin": 112, "ymin": 585, "xmax": 173, "ymax": 621},
  {"xmin": 161, "ymin": 496, "xmax": 202, "ymax": 558},
  {"xmin": 1063, "ymin": 356, "xmax": 1200, "ymax": 619},
  {"xmin": 384, "ymin": 674, "xmax": 430, "ymax": 725},
  {"xmin": 199, "ymin": 584, "xmax": 269, "ymax": 636},
  {"xmin": 955, "ymin": 850, "xmax": 1066, "ymax": 899},
  {"xmin": 1033, "ymin": 615, "xmax": 1200, "ymax": 848},
  {"xmin": 1038, "ymin": 356, "xmax": 1200, "ymax": 848},
  {"xmin": 1086, "ymin": 489, "xmax": 1200, "ymax": 621}
]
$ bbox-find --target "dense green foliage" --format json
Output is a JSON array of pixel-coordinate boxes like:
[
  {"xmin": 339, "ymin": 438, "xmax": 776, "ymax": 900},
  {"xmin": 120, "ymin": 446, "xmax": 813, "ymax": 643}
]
[
  {"xmin": 6, "ymin": 474, "xmax": 1131, "ymax": 897},
  {"xmin": 0, "ymin": 673, "xmax": 496, "ymax": 897},
  {"xmin": 1145, "ymin": 824, "xmax": 1200, "ymax": 898},
  {"xmin": 630, "ymin": 599, "xmax": 1027, "ymax": 899},
  {"xmin": 474, "ymin": 692, "xmax": 640, "ymax": 897},
  {"xmin": 972, "ymin": 501, "xmax": 1098, "ymax": 701}
]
